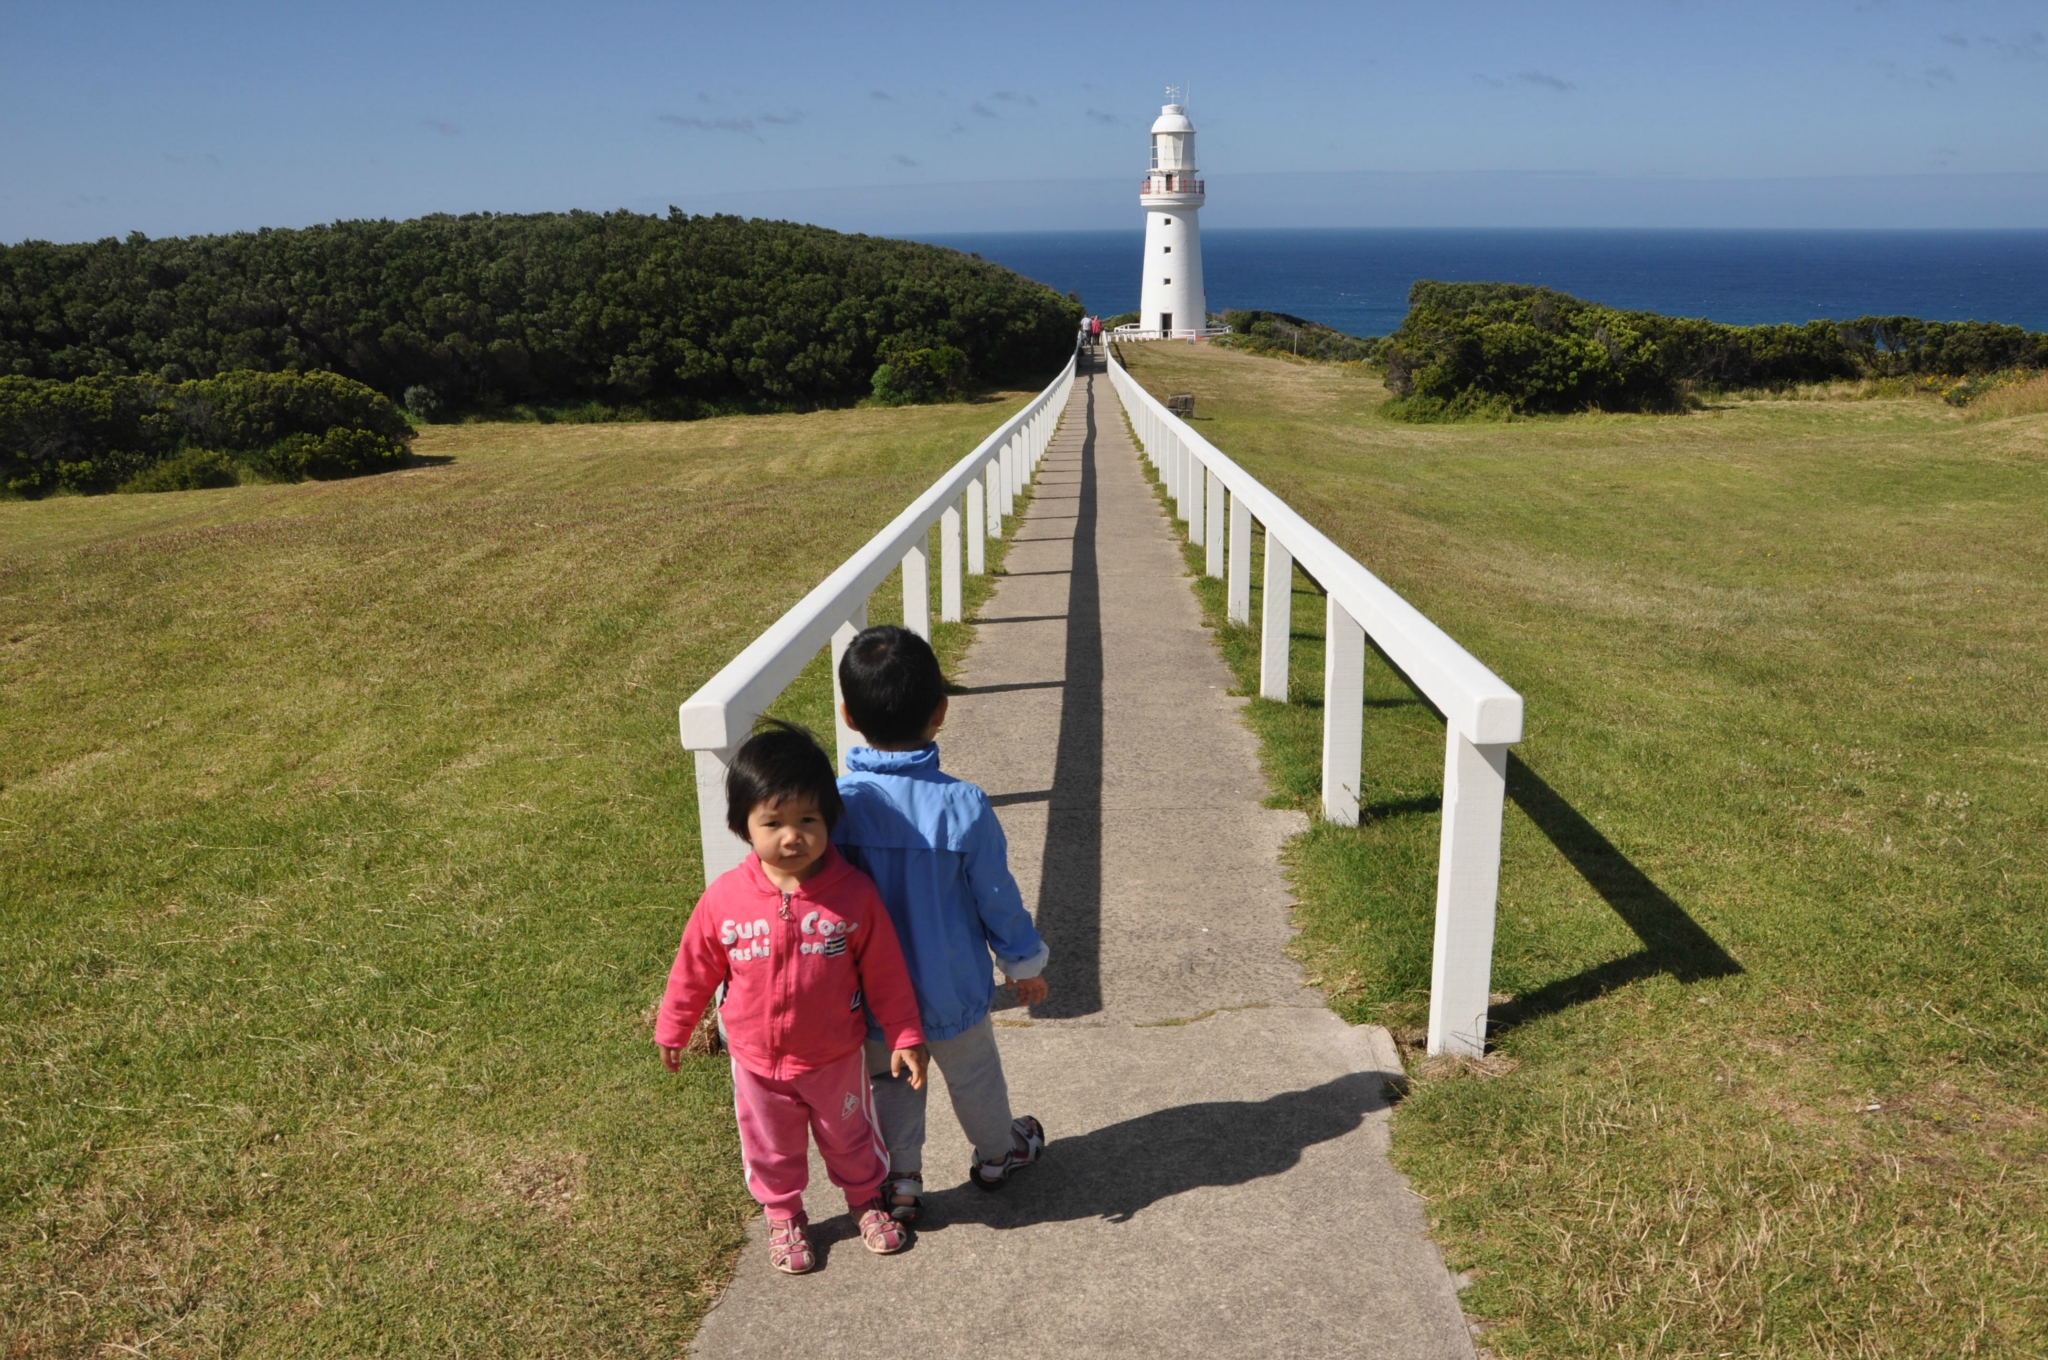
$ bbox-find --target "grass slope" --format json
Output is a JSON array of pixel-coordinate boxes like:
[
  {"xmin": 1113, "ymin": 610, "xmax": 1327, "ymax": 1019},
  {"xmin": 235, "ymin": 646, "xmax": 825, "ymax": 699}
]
[
  {"xmin": 0, "ymin": 393, "xmax": 1032, "ymax": 1355},
  {"xmin": 1119, "ymin": 342, "xmax": 2048, "ymax": 1358}
]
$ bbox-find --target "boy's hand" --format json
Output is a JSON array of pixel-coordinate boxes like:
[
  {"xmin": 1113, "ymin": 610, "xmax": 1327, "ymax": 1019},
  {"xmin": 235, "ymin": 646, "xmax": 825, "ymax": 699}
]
[
  {"xmin": 658, "ymin": 1044, "xmax": 683, "ymax": 1073},
  {"xmin": 1008, "ymin": 975, "xmax": 1048, "ymax": 1007},
  {"xmin": 890, "ymin": 1043, "xmax": 929, "ymax": 1090}
]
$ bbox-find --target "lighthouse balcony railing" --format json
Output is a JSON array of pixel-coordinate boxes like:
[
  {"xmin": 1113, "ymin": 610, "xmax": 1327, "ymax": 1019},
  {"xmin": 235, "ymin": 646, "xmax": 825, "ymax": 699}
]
[
  {"xmin": 678, "ymin": 344, "xmax": 1079, "ymax": 885},
  {"xmin": 1140, "ymin": 175, "xmax": 1205, "ymax": 195},
  {"xmin": 1105, "ymin": 344, "xmax": 1524, "ymax": 1060}
]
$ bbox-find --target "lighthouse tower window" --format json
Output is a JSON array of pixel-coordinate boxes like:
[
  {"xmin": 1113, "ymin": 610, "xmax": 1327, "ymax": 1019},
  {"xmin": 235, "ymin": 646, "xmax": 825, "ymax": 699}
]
[
  {"xmin": 1163, "ymin": 217, "xmax": 1172, "ymax": 225},
  {"xmin": 1163, "ymin": 245, "xmax": 1172, "ymax": 253}
]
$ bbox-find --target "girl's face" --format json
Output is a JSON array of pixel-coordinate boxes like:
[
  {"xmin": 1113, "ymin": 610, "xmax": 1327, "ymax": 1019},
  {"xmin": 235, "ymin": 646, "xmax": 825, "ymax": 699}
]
[{"xmin": 745, "ymin": 794, "xmax": 830, "ymax": 887}]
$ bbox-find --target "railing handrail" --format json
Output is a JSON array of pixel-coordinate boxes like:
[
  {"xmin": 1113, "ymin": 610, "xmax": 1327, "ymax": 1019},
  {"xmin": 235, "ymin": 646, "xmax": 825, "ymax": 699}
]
[
  {"xmin": 679, "ymin": 352, "xmax": 1078, "ymax": 752},
  {"xmin": 1107, "ymin": 354, "xmax": 1522, "ymax": 745}
]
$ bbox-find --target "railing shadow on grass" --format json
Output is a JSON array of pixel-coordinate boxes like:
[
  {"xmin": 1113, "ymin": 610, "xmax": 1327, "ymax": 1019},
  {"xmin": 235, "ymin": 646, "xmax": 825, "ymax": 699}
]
[
  {"xmin": 1487, "ymin": 756, "xmax": 1742, "ymax": 1039},
  {"xmin": 1269, "ymin": 541, "xmax": 1738, "ymax": 1039}
]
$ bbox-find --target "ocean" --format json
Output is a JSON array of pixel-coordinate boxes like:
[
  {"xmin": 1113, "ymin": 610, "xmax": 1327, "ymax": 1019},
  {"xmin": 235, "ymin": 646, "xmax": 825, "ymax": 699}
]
[{"xmin": 918, "ymin": 229, "xmax": 2048, "ymax": 338}]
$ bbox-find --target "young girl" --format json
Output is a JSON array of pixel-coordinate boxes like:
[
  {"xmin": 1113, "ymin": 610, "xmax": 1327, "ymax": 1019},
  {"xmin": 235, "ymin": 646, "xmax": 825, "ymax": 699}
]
[{"xmin": 656, "ymin": 721, "xmax": 929, "ymax": 1274}]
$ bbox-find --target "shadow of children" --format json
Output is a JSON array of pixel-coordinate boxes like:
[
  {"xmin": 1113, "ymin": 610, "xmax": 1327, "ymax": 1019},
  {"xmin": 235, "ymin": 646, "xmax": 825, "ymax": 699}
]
[{"xmin": 914, "ymin": 1069, "xmax": 1394, "ymax": 1231}]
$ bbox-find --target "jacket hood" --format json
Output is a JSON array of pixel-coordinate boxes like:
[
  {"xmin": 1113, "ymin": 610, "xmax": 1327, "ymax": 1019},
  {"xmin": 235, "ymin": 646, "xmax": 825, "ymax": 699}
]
[{"xmin": 845, "ymin": 744, "xmax": 942, "ymax": 777}]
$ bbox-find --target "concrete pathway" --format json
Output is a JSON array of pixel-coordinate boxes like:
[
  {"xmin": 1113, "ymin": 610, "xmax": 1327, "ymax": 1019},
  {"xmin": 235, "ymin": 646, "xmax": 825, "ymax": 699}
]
[{"xmin": 690, "ymin": 355, "xmax": 1477, "ymax": 1359}]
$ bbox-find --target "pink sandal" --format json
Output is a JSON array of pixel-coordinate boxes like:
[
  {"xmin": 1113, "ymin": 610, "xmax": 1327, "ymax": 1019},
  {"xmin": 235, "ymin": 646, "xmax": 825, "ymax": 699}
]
[
  {"xmin": 767, "ymin": 1214, "xmax": 814, "ymax": 1274},
  {"xmin": 856, "ymin": 1202, "xmax": 910, "ymax": 1254}
]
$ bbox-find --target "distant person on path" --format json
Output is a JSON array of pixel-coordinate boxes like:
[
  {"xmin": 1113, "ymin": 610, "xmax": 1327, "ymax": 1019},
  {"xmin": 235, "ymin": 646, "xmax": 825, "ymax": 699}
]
[
  {"xmin": 655, "ymin": 721, "xmax": 930, "ymax": 1275},
  {"xmin": 833, "ymin": 625, "xmax": 1050, "ymax": 1223}
]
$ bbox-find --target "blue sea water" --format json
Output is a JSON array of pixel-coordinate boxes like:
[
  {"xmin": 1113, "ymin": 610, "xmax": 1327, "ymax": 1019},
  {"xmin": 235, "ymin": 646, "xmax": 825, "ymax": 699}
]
[{"xmin": 919, "ymin": 229, "xmax": 2048, "ymax": 337}]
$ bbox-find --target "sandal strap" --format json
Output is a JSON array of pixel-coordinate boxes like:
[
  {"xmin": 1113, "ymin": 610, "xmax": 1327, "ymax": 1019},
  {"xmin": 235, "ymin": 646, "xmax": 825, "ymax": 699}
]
[
  {"xmin": 858, "ymin": 1207, "xmax": 909, "ymax": 1252},
  {"xmin": 768, "ymin": 1216, "xmax": 814, "ymax": 1271}
]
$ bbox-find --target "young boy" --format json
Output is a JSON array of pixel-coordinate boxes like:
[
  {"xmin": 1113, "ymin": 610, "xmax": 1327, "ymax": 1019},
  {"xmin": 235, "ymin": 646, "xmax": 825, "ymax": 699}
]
[{"xmin": 832, "ymin": 624, "xmax": 1050, "ymax": 1222}]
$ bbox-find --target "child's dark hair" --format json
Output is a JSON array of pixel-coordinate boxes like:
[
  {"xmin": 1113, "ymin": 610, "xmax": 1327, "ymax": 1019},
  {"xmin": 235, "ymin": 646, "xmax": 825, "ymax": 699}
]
[
  {"xmin": 724, "ymin": 719, "xmax": 844, "ymax": 838},
  {"xmin": 837, "ymin": 624, "xmax": 946, "ymax": 747}
]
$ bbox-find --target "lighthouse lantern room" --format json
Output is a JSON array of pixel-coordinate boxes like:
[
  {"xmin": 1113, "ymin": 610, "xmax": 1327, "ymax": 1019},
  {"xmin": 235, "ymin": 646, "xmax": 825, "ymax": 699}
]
[{"xmin": 1137, "ymin": 91, "xmax": 1208, "ymax": 339}]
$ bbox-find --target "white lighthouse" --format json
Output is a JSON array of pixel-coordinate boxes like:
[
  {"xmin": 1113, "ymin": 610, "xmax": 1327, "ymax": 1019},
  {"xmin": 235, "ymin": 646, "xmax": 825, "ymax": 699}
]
[{"xmin": 1137, "ymin": 93, "xmax": 1207, "ymax": 339}]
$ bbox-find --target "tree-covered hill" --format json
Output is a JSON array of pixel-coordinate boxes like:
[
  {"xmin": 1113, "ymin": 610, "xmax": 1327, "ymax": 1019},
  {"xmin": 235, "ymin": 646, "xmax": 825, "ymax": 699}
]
[{"xmin": 0, "ymin": 211, "xmax": 1082, "ymax": 417}]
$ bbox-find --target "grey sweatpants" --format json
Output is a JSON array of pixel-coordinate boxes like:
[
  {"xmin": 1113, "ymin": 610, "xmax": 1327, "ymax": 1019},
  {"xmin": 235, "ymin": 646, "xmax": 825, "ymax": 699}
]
[{"xmin": 865, "ymin": 1014, "xmax": 1015, "ymax": 1172}]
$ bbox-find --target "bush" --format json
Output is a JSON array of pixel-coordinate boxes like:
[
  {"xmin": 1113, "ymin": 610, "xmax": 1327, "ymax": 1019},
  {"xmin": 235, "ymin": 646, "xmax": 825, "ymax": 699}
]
[
  {"xmin": 1, "ymin": 370, "xmax": 410, "ymax": 497},
  {"xmin": 118, "ymin": 448, "xmax": 240, "ymax": 493},
  {"xmin": 869, "ymin": 343, "xmax": 970, "ymax": 405},
  {"xmin": 0, "ymin": 212, "xmax": 1083, "ymax": 419},
  {"xmin": 1377, "ymin": 281, "xmax": 2048, "ymax": 418},
  {"xmin": 403, "ymin": 385, "xmax": 443, "ymax": 421},
  {"xmin": 246, "ymin": 427, "xmax": 410, "ymax": 481}
]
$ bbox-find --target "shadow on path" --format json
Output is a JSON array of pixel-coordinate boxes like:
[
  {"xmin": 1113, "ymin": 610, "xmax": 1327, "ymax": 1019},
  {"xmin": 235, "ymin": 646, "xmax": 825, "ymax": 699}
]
[
  {"xmin": 910, "ymin": 1070, "xmax": 1392, "ymax": 1233},
  {"xmin": 1030, "ymin": 362, "xmax": 1104, "ymax": 1018},
  {"xmin": 1489, "ymin": 756, "xmax": 1743, "ymax": 1038}
]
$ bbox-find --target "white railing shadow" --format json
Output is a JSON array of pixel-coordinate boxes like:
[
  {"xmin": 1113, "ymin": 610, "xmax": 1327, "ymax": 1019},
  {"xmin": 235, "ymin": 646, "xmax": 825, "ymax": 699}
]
[
  {"xmin": 679, "ymin": 347, "xmax": 1079, "ymax": 886},
  {"xmin": 1106, "ymin": 347, "xmax": 1524, "ymax": 1058}
]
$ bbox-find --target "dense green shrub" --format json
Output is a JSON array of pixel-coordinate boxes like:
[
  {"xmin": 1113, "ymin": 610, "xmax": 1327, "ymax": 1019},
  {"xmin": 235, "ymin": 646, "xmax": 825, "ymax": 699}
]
[
  {"xmin": 869, "ymin": 341, "xmax": 970, "ymax": 405},
  {"xmin": 0, "ymin": 211, "xmax": 1082, "ymax": 417},
  {"xmin": 1379, "ymin": 281, "xmax": 2048, "ymax": 418},
  {"xmin": 1216, "ymin": 310, "xmax": 1379, "ymax": 363},
  {"xmin": 118, "ymin": 448, "xmax": 240, "ymax": 493},
  {"xmin": 2, "ymin": 370, "xmax": 409, "ymax": 497}
]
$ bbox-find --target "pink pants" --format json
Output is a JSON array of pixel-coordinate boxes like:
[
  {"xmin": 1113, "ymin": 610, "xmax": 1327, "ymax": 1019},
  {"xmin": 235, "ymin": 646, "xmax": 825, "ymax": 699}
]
[{"xmin": 730, "ymin": 1048, "xmax": 888, "ymax": 1221}]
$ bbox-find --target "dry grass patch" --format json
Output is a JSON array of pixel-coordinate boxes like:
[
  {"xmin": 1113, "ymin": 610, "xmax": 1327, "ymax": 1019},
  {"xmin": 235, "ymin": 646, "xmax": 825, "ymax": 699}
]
[{"xmin": 1965, "ymin": 373, "xmax": 2048, "ymax": 423}]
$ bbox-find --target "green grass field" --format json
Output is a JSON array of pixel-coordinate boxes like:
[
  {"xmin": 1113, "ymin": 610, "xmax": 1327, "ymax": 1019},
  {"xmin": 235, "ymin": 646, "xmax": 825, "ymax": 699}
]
[
  {"xmin": 1119, "ymin": 342, "xmax": 2048, "ymax": 1358},
  {"xmin": 0, "ymin": 395, "xmax": 1031, "ymax": 1356}
]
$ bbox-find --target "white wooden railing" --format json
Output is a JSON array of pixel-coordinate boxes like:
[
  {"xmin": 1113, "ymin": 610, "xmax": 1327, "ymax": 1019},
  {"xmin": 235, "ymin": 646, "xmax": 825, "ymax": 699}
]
[
  {"xmin": 1111, "ymin": 323, "xmax": 1233, "ymax": 341},
  {"xmin": 1107, "ymin": 348, "xmax": 1524, "ymax": 1057},
  {"xmin": 678, "ymin": 348, "xmax": 1078, "ymax": 886}
]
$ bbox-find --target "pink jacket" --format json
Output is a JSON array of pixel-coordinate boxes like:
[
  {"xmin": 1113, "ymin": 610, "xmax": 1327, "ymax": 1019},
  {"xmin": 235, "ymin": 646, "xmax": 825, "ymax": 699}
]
[{"xmin": 656, "ymin": 847, "xmax": 924, "ymax": 1080}]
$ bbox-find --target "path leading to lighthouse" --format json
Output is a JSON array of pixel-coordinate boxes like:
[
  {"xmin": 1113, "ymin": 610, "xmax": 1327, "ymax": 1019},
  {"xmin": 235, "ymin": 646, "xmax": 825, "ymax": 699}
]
[{"xmin": 688, "ymin": 355, "xmax": 1478, "ymax": 1360}]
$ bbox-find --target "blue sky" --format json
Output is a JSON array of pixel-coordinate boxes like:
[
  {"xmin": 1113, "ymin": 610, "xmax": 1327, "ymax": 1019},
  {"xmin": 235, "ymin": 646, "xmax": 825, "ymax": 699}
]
[{"xmin": 5, "ymin": 0, "xmax": 2047, "ymax": 242}]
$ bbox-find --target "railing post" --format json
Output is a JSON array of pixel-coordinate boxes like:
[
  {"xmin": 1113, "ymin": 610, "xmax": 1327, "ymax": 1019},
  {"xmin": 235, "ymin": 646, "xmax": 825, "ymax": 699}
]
[
  {"xmin": 1187, "ymin": 450, "xmax": 1206, "ymax": 547},
  {"xmin": 940, "ymin": 504, "xmax": 963, "ymax": 621},
  {"xmin": 966, "ymin": 484, "xmax": 986, "ymax": 574},
  {"xmin": 902, "ymin": 540, "xmax": 930, "ymax": 640},
  {"xmin": 1260, "ymin": 534, "xmax": 1293, "ymax": 699},
  {"xmin": 1428, "ymin": 731, "xmax": 1509, "ymax": 1058},
  {"xmin": 1174, "ymin": 440, "xmax": 1190, "ymax": 524},
  {"xmin": 830, "ymin": 602, "xmax": 869, "ymax": 772},
  {"xmin": 1320, "ymin": 596, "xmax": 1364, "ymax": 826},
  {"xmin": 1205, "ymin": 468, "xmax": 1225, "ymax": 578},
  {"xmin": 1003, "ymin": 436, "xmax": 1018, "ymax": 514},
  {"xmin": 1227, "ymin": 492, "xmax": 1252, "ymax": 623},
  {"xmin": 694, "ymin": 745, "xmax": 748, "ymax": 885},
  {"xmin": 985, "ymin": 460, "xmax": 1003, "ymax": 540}
]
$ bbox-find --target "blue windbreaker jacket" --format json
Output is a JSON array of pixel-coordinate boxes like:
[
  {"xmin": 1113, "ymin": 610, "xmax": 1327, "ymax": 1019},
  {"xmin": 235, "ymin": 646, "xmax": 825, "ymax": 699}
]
[{"xmin": 834, "ymin": 744, "xmax": 1049, "ymax": 1042}]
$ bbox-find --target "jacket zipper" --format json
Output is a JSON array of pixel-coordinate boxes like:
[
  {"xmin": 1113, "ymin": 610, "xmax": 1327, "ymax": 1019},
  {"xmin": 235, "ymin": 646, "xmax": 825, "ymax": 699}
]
[{"xmin": 775, "ymin": 888, "xmax": 795, "ymax": 1075}]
